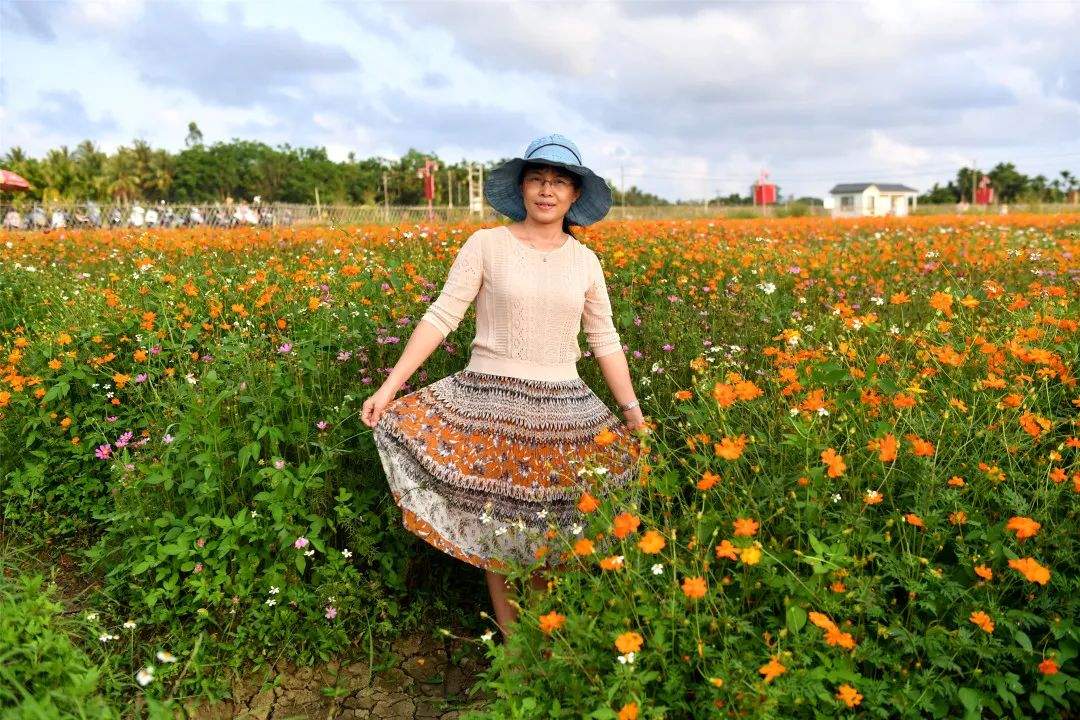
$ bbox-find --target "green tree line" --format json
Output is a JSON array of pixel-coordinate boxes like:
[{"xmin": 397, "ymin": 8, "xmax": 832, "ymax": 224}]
[
  {"xmin": 2, "ymin": 123, "xmax": 1076, "ymax": 206},
  {"xmin": 918, "ymin": 163, "xmax": 1078, "ymax": 204},
  {"xmin": 1, "ymin": 122, "xmax": 658, "ymax": 207}
]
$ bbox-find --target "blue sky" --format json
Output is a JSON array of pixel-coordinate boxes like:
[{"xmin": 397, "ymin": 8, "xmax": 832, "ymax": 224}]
[{"xmin": 2, "ymin": 0, "xmax": 1078, "ymax": 201}]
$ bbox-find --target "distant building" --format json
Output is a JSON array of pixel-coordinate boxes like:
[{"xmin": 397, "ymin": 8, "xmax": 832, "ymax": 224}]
[{"xmin": 827, "ymin": 183, "xmax": 918, "ymax": 217}]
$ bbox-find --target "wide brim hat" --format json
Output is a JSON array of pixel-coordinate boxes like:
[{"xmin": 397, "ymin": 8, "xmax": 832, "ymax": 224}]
[{"xmin": 484, "ymin": 133, "xmax": 612, "ymax": 226}]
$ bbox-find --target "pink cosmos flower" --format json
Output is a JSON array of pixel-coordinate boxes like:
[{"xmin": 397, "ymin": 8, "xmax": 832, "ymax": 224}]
[
  {"xmin": 325, "ymin": 606, "xmax": 337, "ymax": 620},
  {"xmin": 294, "ymin": 537, "xmax": 309, "ymax": 549},
  {"xmin": 95, "ymin": 443, "xmax": 112, "ymax": 459}
]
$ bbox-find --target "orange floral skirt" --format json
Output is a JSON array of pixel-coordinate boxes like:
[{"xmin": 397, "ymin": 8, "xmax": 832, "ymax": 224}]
[{"xmin": 373, "ymin": 369, "xmax": 639, "ymax": 573}]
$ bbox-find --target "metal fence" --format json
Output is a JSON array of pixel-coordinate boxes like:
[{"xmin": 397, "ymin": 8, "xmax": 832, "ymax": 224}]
[{"xmin": 2, "ymin": 200, "xmax": 1077, "ymax": 231}]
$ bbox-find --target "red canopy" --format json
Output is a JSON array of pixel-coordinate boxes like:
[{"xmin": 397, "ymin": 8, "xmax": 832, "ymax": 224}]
[{"xmin": 0, "ymin": 169, "xmax": 31, "ymax": 192}]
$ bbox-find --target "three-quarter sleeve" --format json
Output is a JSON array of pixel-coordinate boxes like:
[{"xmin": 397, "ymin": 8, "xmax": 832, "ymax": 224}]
[
  {"xmin": 419, "ymin": 231, "xmax": 484, "ymax": 338},
  {"xmin": 581, "ymin": 251, "xmax": 624, "ymax": 358}
]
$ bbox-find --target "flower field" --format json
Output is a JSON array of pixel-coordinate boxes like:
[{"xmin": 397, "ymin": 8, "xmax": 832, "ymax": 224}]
[{"xmin": 1, "ymin": 214, "xmax": 1078, "ymax": 718}]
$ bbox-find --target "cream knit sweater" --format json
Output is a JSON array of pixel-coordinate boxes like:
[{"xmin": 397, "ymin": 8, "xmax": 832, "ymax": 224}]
[{"xmin": 419, "ymin": 225, "xmax": 624, "ymax": 381}]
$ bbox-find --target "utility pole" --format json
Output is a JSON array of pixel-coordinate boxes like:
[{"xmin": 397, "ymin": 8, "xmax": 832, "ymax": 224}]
[
  {"xmin": 382, "ymin": 171, "xmax": 389, "ymax": 222},
  {"xmin": 447, "ymin": 168, "xmax": 453, "ymax": 209}
]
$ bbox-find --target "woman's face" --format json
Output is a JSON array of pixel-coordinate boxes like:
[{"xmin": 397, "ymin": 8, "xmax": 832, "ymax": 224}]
[{"xmin": 520, "ymin": 165, "xmax": 581, "ymax": 223}]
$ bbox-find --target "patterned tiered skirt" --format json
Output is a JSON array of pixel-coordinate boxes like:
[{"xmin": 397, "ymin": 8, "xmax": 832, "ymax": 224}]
[{"xmin": 373, "ymin": 369, "xmax": 640, "ymax": 573}]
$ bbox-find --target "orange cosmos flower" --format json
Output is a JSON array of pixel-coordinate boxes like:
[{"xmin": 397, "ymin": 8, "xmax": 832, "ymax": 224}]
[
  {"xmin": 1008, "ymin": 557, "xmax": 1050, "ymax": 585},
  {"xmin": 1019, "ymin": 412, "xmax": 1052, "ymax": 439},
  {"xmin": 637, "ymin": 529, "xmax": 666, "ymax": 554},
  {"xmin": 674, "ymin": 389, "xmax": 693, "ymax": 401},
  {"xmin": 929, "ymin": 291, "xmax": 954, "ymax": 317},
  {"xmin": 615, "ymin": 631, "xmax": 643, "ymax": 654},
  {"xmin": 714, "ymin": 434, "xmax": 748, "ymax": 460},
  {"xmin": 715, "ymin": 540, "xmax": 739, "ymax": 560},
  {"xmin": 1039, "ymin": 658, "xmax": 1059, "ymax": 675},
  {"xmin": 599, "ymin": 555, "xmax": 625, "ymax": 571},
  {"xmin": 758, "ymin": 656, "xmax": 787, "ymax": 684},
  {"xmin": 1005, "ymin": 516, "xmax": 1041, "ymax": 541},
  {"xmin": 906, "ymin": 433, "xmax": 936, "ymax": 457},
  {"xmin": 681, "ymin": 576, "xmax": 708, "ymax": 599},
  {"xmin": 612, "ymin": 512, "xmax": 641, "ymax": 539},
  {"xmin": 969, "ymin": 610, "xmax": 994, "ymax": 633},
  {"xmin": 863, "ymin": 489, "xmax": 884, "ymax": 505},
  {"xmin": 947, "ymin": 476, "xmax": 966, "ymax": 487},
  {"xmin": 712, "ymin": 382, "xmax": 737, "ymax": 408},
  {"xmin": 949, "ymin": 511, "xmax": 968, "ymax": 526},
  {"xmin": 836, "ymin": 683, "xmax": 863, "ymax": 708},
  {"xmin": 890, "ymin": 291, "xmax": 911, "ymax": 305},
  {"xmin": 821, "ymin": 448, "xmax": 846, "ymax": 477},
  {"xmin": 696, "ymin": 471, "xmax": 720, "ymax": 490},
  {"xmin": 809, "ymin": 611, "xmax": 857, "ymax": 649},
  {"xmin": 578, "ymin": 492, "xmax": 600, "ymax": 513},
  {"xmin": 732, "ymin": 517, "xmax": 759, "ymax": 537},
  {"xmin": 538, "ymin": 610, "xmax": 566, "ymax": 634},
  {"xmin": 868, "ymin": 433, "xmax": 898, "ymax": 462},
  {"xmin": 618, "ymin": 702, "xmax": 639, "ymax": 720},
  {"xmin": 974, "ymin": 564, "xmax": 993, "ymax": 581},
  {"xmin": 573, "ymin": 538, "xmax": 595, "ymax": 556},
  {"xmin": 905, "ymin": 513, "xmax": 925, "ymax": 528},
  {"xmin": 595, "ymin": 428, "xmax": 617, "ymax": 447},
  {"xmin": 892, "ymin": 392, "xmax": 917, "ymax": 410},
  {"xmin": 734, "ymin": 380, "xmax": 763, "ymax": 400}
]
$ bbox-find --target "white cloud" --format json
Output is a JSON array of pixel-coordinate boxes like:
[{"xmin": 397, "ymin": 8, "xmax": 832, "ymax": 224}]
[{"xmin": 2, "ymin": 0, "xmax": 1078, "ymax": 200}]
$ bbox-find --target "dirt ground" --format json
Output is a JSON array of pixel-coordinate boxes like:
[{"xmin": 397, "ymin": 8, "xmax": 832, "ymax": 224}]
[{"xmin": 182, "ymin": 631, "xmax": 494, "ymax": 720}]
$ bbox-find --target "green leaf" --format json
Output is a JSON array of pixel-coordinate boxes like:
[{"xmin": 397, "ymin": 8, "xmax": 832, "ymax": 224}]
[
  {"xmin": 786, "ymin": 605, "xmax": 807, "ymax": 634},
  {"xmin": 1015, "ymin": 630, "xmax": 1033, "ymax": 653},
  {"xmin": 958, "ymin": 687, "xmax": 982, "ymax": 719}
]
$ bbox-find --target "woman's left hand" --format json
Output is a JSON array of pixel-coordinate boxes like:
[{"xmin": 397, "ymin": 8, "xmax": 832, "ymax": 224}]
[{"xmin": 622, "ymin": 407, "xmax": 646, "ymax": 432}]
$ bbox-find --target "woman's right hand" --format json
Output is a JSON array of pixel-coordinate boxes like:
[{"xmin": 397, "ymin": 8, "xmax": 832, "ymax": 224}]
[{"xmin": 362, "ymin": 384, "xmax": 400, "ymax": 428}]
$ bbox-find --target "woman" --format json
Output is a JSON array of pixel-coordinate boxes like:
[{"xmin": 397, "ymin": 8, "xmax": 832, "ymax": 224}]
[{"xmin": 361, "ymin": 133, "xmax": 645, "ymax": 638}]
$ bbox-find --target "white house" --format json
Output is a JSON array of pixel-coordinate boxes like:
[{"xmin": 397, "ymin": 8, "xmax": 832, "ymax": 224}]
[{"xmin": 827, "ymin": 183, "xmax": 919, "ymax": 217}]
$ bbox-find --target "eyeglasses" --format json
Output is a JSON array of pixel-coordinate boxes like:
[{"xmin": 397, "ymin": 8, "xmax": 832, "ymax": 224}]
[{"xmin": 524, "ymin": 176, "xmax": 573, "ymax": 191}]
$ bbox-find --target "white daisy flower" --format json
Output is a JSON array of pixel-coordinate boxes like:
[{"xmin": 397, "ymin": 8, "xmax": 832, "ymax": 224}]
[
  {"xmin": 123, "ymin": 620, "xmax": 137, "ymax": 630},
  {"xmin": 651, "ymin": 563, "xmax": 664, "ymax": 575},
  {"xmin": 341, "ymin": 548, "xmax": 353, "ymax": 559},
  {"xmin": 136, "ymin": 667, "xmax": 155, "ymax": 686},
  {"xmin": 156, "ymin": 650, "xmax": 177, "ymax": 663}
]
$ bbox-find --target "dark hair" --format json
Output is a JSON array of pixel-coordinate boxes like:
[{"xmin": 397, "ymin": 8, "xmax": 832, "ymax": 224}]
[{"xmin": 518, "ymin": 161, "xmax": 582, "ymax": 238}]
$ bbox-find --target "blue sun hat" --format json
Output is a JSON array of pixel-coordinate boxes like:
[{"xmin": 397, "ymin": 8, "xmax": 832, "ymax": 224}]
[{"xmin": 484, "ymin": 133, "xmax": 612, "ymax": 226}]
